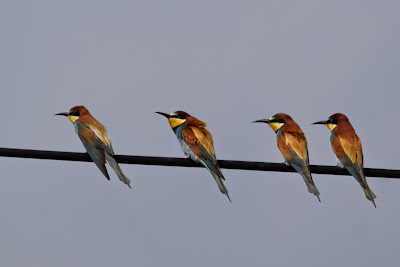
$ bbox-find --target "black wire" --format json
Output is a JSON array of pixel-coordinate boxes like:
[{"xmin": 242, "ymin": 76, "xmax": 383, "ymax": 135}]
[{"xmin": 0, "ymin": 147, "xmax": 399, "ymax": 178}]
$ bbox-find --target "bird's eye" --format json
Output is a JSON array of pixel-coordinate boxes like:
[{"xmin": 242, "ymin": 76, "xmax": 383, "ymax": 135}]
[{"xmin": 70, "ymin": 111, "xmax": 80, "ymax": 116}]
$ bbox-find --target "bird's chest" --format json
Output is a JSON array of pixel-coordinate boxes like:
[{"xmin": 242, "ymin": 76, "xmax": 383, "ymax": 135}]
[
  {"xmin": 173, "ymin": 126, "xmax": 198, "ymax": 162},
  {"xmin": 74, "ymin": 121, "xmax": 79, "ymax": 135}
]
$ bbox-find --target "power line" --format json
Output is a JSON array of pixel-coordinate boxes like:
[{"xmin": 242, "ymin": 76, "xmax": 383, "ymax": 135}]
[{"xmin": 0, "ymin": 147, "xmax": 399, "ymax": 179}]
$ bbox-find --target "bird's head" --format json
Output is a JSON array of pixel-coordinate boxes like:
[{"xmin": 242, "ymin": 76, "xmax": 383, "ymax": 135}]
[
  {"xmin": 156, "ymin": 111, "xmax": 190, "ymax": 129},
  {"xmin": 253, "ymin": 113, "xmax": 292, "ymax": 133},
  {"xmin": 312, "ymin": 113, "xmax": 348, "ymax": 132},
  {"xmin": 55, "ymin": 106, "xmax": 89, "ymax": 124}
]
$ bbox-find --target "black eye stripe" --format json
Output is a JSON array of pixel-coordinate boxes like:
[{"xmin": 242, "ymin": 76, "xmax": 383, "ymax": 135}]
[
  {"xmin": 271, "ymin": 118, "xmax": 285, "ymax": 123},
  {"xmin": 171, "ymin": 114, "xmax": 185, "ymax": 119},
  {"xmin": 70, "ymin": 111, "xmax": 80, "ymax": 116}
]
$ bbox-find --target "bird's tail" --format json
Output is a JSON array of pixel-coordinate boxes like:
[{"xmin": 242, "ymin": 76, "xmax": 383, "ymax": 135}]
[
  {"xmin": 356, "ymin": 171, "xmax": 376, "ymax": 207},
  {"xmin": 211, "ymin": 171, "xmax": 231, "ymax": 203},
  {"xmin": 105, "ymin": 154, "xmax": 132, "ymax": 189},
  {"xmin": 304, "ymin": 178, "xmax": 321, "ymax": 202},
  {"xmin": 363, "ymin": 186, "xmax": 376, "ymax": 208}
]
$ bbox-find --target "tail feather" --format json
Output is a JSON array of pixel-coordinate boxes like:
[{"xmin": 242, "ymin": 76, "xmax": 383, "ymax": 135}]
[
  {"xmin": 105, "ymin": 154, "xmax": 132, "ymax": 189},
  {"xmin": 363, "ymin": 186, "xmax": 376, "ymax": 208},
  {"xmin": 210, "ymin": 171, "xmax": 231, "ymax": 203},
  {"xmin": 355, "ymin": 171, "xmax": 377, "ymax": 208},
  {"xmin": 291, "ymin": 164, "xmax": 321, "ymax": 202},
  {"xmin": 304, "ymin": 178, "xmax": 321, "ymax": 202}
]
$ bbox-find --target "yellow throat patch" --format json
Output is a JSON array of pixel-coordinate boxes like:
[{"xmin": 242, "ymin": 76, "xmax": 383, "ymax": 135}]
[
  {"xmin": 68, "ymin": 115, "xmax": 78, "ymax": 124},
  {"xmin": 326, "ymin": 123, "xmax": 337, "ymax": 132},
  {"xmin": 268, "ymin": 122, "xmax": 284, "ymax": 132},
  {"xmin": 168, "ymin": 118, "xmax": 186, "ymax": 129}
]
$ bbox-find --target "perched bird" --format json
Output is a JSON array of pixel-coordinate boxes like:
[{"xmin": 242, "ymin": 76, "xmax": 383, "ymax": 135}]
[
  {"xmin": 253, "ymin": 113, "xmax": 321, "ymax": 201},
  {"xmin": 313, "ymin": 113, "xmax": 376, "ymax": 207},
  {"xmin": 55, "ymin": 106, "xmax": 131, "ymax": 188},
  {"xmin": 156, "ymin": 111, "xmax": 231, "ymax": 202}
]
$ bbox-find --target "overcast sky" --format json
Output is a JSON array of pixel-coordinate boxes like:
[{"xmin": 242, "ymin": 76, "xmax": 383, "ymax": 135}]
[{"xmin": 1, "ymin": 1, "xmax": 400, "ymax": 266}]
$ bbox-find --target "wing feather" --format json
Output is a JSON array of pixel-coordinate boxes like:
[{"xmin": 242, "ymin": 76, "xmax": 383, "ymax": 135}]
[
  {"xmin": 182, "ymin": 126, "xmax": 224, "ymax": 180},
  {"xmin": 191, "ymin": 127, "xmax": 215, "ymax": 156},
  {"xmin": 181, "ymin": 127, "xmax": 202, "ymax": 155},
  {"xmin": 331, "ymin": 132, "xmax": 366, "ymax": 185},
  {"xmin": 278, "ymin": 132, "xmax": 309, "ymax": 166},
  {"xmin": 79, "ymin": 135, "xmax": 110, "ymax": 180},
  {"xmin": 330, "ymin": 134, "xmax": 347, "ymax": 163},
  {"xmin": 77, "ymin": 121, "xmax": 114, "ymax": 156}
]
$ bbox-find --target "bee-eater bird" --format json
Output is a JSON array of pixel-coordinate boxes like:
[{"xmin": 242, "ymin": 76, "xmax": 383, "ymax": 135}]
[
  {"xmin": 312, "ymin": 113, "xmax": 376, "ymax": 207},
  {"xmin": 156, "ymin": 111, "xmax": 231, "ymax": 202},
  {"xmin": 55, "ymin": 106, "xmax": 131, "ymax": 188},
  {"xmin": 253, "ymin": 113, "xmax": 321, "ymax": 202}
]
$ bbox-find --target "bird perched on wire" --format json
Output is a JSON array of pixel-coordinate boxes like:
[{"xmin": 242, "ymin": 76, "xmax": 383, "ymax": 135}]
[
  {"xmin": 55, "ymin": 106, "xmax": 131, "ymax": 188},
  {"xmin": 156, "ymin": 111, "xmax": 231, "ymax": 202},
  {"xmin": 253, "ymin": 113, "xmax": 321, "ymax": 202},
  {"xmin": 313, "ymin": 113, "xmax": 376, "ymax": 207}
]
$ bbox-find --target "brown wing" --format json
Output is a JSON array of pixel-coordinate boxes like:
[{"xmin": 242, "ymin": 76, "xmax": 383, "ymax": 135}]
[
  {"xmin": 182, "ymin": 126, "xmax": 224, "ymax": 181},
  {"xmin": 331, "ymin": 134, "xmax": 346, "ymax": 162},
  {"xmin": 332, "ymin": 131, "xmax": 367, "ymax": 188},
  {"xmin": 79, "ymin": 114, "xmax": 112, "ymax": 147},
  {"xmin": 182, "ymin": 126, "xmax": 216, "ymax": 157},
  {"xmin": 181, "ymin": 127, "xmax": 202, "ymax": 155},
  {"xmin": 287, "ymin": 132, "xmax": 308, "ymax": 161},
  {"xmin": 277, "ymin": 132, "xmax": 308, "ymax": 164},
  {"xmin": 76, "ymin": 122, "xmax": 110, "ymax": 180},
  {"xmin": 191, "ymin": 126, "xmax": 215, "ymax": 156},
  {"xmin": 339, "ymin": 138, "xmax": 357, "ymax": 164},
  {"xmin": 331, "ymin": 132, "xmax": 363, "ymax": 167},
  {"xmin": 86, "ymin": 121, "xmax": 112, "ymax": 147},
  {"xmin": 77, "ymin": 122, "xmax": 98, "ymax": 146},
  {"xmin": 78, "ymin": 121, "xmax": 114, "ymax": 156},
  {"xmin": 277, "ymin": 133, "xmax": 291, "ymax": 160},
  {"xmin": 355, "ymin": 137, "xmax": 363, "ymax": 168}
]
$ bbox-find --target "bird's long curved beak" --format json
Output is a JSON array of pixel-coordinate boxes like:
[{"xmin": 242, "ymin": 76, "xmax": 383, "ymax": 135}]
[
  {"xmin": 312, "ymin": 120, "xmax": 326, "ymax": 125},
  {"xmin": 155, "ymin": 112, "xmax": 170, "ymax": 118},
  {"xmin": 55, "ymin": 112, "xmax": 69, "ymax": 116},
  {"xmin": 253, "ymin": 119, "xmax": 270, "ymax": 124}
]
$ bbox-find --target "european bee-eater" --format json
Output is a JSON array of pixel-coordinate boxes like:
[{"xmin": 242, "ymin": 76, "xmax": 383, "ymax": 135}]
[
  {"xmin": 56, "ymin": 106, "xmax": 131, "ymax": 188},
  {"xmin": 313, "ymin": 113, "xmax": 376, "ymax": 207},
  {"xmin": 156, "ymin": 111, "xmax": 231, "ymax": 202},
  {"xmin": 253, "ymin": 113, "xmax": 321, "ymax": 202}
]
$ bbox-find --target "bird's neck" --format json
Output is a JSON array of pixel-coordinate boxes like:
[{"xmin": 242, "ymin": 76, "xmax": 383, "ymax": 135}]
[
  {"xmin": 276, "ymin": 126, "xmax": 284, "ymax": 136},
  {"xmin": 172, "ymin": 123, "xmax": 186, "ymax": 138},
  {"xmin": 329, "ymin": 128, "xmax": 336, "ymax": 139}
]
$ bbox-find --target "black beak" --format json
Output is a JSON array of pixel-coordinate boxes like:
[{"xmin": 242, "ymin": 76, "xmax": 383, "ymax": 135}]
[
  {"xmin": 55, "ymin": 112, "xmax": 69, "ymax": 116},
  {"xmin": 155, "ymin": 112, "xmax": 170, "ymax": 118},
  {"xmin": 312, "ymin": 120, "xmax": 326, "ymax": 125},
  {"xmin": 253, "ymin": 119, "xmax": 270, "ymax": 124}
]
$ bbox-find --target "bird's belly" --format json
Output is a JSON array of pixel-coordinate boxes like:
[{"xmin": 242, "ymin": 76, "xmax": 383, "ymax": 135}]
[
  {"xmin": 336, "ymin": 156, "xmax": 345, "ymax": 168},
  {"xmin": 178, "ymin": 138, "xmax": 198, "ymax": 162}
]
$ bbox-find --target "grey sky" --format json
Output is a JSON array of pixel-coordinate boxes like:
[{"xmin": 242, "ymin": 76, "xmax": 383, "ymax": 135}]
[{"xmin": 1, "ymin": 1, "xmax": 400, "ymax": 266}]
